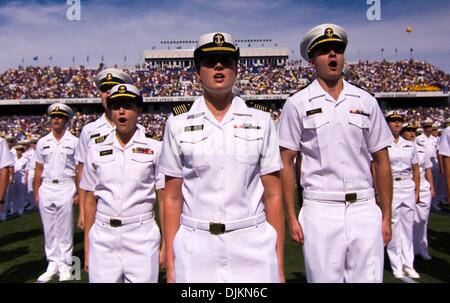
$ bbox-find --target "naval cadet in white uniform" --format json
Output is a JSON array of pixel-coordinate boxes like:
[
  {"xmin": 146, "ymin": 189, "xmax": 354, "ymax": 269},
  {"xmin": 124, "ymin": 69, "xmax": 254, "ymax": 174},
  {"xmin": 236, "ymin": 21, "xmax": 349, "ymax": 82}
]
[
  {"xmin": 34, "ymin": 103, "xmax": 79, "ymax": 282},
  {"xmin": 416, "ymin": 119, "xmax": 439, "ymax": 211},
  {"xmin": 0, "ymin": 137, "xmax": 14, "ymax": 215},
  {"xmin": 159, "ymin": 32, "xmax": 285, "ymax": 283},
  {"xmin": 75, "ymin": 68, "xmax": 133, "ymax": 235},
  {"xmin": 81, "ymin": 84, "xmax": 165, "ymax": 283},
  {"xmin": 279, "ymin": 24, "xmax": 393, "ymax": 283},
  {"xmin": 401, "ymin": 123, "xmax": 435, "ymax": 261},
  {"xmin": 439, "ymin": 118, "xmax": 450, "ymax": 206},
  {"xmin": 385, "ymin": 111, "xmax": 421, "ymax": 279},
  {"xmin": 10, "ymin": 144, "xmax": 28, "ymax": 216},
  {"xmin": 24, "ymin": 137, "xmax": 39, "ymax": 211}
]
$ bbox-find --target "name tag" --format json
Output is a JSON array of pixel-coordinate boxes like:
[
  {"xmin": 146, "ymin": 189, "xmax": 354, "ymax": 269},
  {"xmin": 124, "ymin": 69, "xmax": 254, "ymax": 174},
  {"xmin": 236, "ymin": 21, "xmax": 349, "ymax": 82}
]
[
  {"xmin": 184, "ymin": 125, "xmax": 204, "ymax": 132},
  {"xmin": 99, "ymin": 150, "xmax": 113, "ymax": 157},
  {"xmin": 306, "ymin": 108, "xmax": 322, "ymax": 116},
  {"xmin": 43, "ymin": 146, "xmax": 50, "ymax": 150},
  {"xmin": 90, "ymin": 133, "xmax": 100, "ymax": 139}
]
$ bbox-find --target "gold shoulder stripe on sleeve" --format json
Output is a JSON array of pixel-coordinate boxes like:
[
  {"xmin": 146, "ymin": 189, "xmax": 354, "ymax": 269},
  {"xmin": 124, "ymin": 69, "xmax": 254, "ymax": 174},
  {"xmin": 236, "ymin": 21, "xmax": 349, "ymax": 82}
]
[{"xmin": 171, "ymin": 103, "xmax": 192, "ymax": 116}]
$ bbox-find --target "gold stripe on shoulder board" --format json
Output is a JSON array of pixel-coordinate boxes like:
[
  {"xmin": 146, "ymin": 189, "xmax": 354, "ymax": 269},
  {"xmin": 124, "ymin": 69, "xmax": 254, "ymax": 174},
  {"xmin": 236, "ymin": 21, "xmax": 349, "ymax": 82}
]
[{"xmin": 171, "ymin": 103, "xmax": 192, "ymax": 116}]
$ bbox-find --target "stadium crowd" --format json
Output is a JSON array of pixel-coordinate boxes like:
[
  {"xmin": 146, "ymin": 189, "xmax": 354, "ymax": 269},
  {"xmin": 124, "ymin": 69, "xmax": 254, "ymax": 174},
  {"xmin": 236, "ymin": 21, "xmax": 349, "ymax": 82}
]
[
  {"xmin": 1, "ymin": 59, "xmax": 449, "ymax": 99},
  {"xmin": 0, "ymin": 113, "xmax": 169, "ymax": 140}
]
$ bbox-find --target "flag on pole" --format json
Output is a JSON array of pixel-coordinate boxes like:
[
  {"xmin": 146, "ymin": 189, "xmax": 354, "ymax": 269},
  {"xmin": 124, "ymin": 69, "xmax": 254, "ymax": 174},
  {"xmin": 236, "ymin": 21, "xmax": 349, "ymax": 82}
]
[
  {"xmin": 101, "ymin": 54, "xmax": 104, "ymax": 62},
  {"xmin": 87, "ymin": 55, "xmax": 90, "ymax": 63},
  {"xmin": 33, "ymin": 56, "xmax": 38, "ymax": 61},
  {"xmin": 72, "ymin": 55, "xmax": 75, "ymax": 63}
]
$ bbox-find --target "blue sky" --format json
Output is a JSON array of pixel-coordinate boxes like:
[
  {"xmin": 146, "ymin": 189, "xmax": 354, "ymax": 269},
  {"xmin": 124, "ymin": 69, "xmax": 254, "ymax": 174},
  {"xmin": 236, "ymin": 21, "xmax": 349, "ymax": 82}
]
[{"xmin": 0, "ymin": 0, "xmax": 449, "ymax": 72}]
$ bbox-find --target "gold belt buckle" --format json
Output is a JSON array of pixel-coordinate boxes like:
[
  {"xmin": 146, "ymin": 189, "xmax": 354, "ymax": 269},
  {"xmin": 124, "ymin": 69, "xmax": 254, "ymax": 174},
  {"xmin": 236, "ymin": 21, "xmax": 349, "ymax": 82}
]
[
  {"xmin": 209, "ymin": 222, "xmax": 226, "ymax": 235},
  {"xmin": 109, "ymin": 218, "xmax": 122, "ymax": 227},
  {"xmin": 345, "ymin": 193, "xmax": 357, "ymax": 203}
]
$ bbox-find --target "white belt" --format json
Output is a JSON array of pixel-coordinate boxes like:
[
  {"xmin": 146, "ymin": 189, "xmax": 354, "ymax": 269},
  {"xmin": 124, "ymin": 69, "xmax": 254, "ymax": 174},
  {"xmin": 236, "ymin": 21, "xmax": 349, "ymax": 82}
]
[
  {"xmin": 303, "ymin": 189, "xmax": 375, "ymax": 203},
  {"xmin": 43, "ymin": 178, "xmax": 74, "ymax": 184},
  {"xmin": 96, "ymin": 211, "xmax": 154, "ymax": 227},
  {"xmin": 180, "ymin": 213, "xmax": 266, "ymax": 235}
]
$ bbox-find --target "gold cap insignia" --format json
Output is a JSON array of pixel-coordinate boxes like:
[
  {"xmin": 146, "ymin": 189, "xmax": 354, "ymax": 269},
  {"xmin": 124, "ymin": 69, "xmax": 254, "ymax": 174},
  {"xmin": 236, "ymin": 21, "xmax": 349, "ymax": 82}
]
[
  {"xmin": 106, "ymin": 73, "xmax": 113, "ymax": 81},
  {"xmin": 325, "ymin": 28, "xmax": 334, "ymax": 38},
  {"xmin": 55, "ymin": 106, "xmax": 60, "ymax": 111},
  {"xmin": 213, "ymin": 33, "xmax": 225, "ymax": 46},
  {"xmin": 118, "ymin": 85, "xmax": 127, "ymax": 93}
]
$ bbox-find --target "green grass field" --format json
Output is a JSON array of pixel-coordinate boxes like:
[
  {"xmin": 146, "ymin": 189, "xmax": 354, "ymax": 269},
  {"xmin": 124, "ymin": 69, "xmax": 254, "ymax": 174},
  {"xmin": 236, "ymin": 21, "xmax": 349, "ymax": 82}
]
[{"xmin": 1, "ymin": 206, "xmax": 449, "ymax": 283}]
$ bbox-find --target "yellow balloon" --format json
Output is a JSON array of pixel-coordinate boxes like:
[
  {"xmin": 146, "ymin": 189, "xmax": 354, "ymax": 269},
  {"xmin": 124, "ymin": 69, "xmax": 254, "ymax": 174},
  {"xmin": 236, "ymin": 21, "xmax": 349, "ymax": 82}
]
[{"xmin": 406, "ymin": 26, "xmax": 413, "ymax": 33}]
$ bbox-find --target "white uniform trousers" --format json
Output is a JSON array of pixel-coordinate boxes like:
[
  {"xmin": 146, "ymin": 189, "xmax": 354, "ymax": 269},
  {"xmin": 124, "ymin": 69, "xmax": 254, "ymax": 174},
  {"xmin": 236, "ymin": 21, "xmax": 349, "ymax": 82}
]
[
  {"xmin": 430, "ymin": 158, "xmax": 440, "ymax": 208},
  {"xmin": 88, "ymin": 215, "xmax": 160, "ymax": 283},
  {"xmin": 38, "ymin": 181, "xmax": 75, "ymax": 270},
  {"xmin": 11, "ymin": 172, "xmax": 26, "ymax": 215},
  {"xmin": 174, "ymin": 220, "xmax": 279, "ymax": 283},
  {"xmin": 387, "ymin": 183, "xmax": 416, "ymax": 273},
  {"xmin": 413, "ymin": 188, "xmax": 432, "ymax": 256},
  {"xmin": 299, "ymin": 198, "xmax": 384, "ymax": 283},
  {"xmin": 435, "ymin": 170, "xmax": 447, "ymax": 204},
  {"xmin": 0, "ymin": 186, "xmax": 11, "ymax": 220},
  {"xmin": 26, "ymin": 175, "xmax": 35, "ymax": 210}
]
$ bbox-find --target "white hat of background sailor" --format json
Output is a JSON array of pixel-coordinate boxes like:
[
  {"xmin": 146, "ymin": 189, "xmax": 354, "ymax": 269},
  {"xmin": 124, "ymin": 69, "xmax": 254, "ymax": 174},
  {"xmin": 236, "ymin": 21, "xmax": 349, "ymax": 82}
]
[
  {"xmin": 14, "ymin": 144, "xmax": 25, "ymax": 151},
  {"xmin": 401, "ymin": 122, "xmax": 417, "ymax": 132},
  {"xmin": 107, "ymin": 84, "xmax": 143, "ymax": 106},
  {"xmin": 47, "ymin": 103, "xmax": 74, "ymax": 120},
  {"xmin": 422, "ymin": 118, "xmax": 433, "ymax": 127},
  {"xmin": 385, "ymin": 110, "xmax": 405, "ymax": 120},
  {"xmin": 94, "ymin": 68, "xmax": 133, "ymax": 92}
]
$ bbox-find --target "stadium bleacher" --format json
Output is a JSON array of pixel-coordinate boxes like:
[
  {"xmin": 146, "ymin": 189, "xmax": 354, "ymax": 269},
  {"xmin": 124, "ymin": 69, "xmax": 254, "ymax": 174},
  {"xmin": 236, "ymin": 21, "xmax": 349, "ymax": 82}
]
[{"xmin": 1, "ymin": 59, "xmax": 449, "ymax": 100}]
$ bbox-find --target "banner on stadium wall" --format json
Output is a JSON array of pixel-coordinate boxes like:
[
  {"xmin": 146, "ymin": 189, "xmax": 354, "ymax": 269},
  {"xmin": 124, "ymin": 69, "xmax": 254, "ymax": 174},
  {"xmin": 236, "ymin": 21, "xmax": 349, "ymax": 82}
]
[
  {"xmin": 374, "ymin": 92, "xmax": 449, "ymax": 98},
  {"xmin": 0, "ymin": 92, "xmax": 447, "ymax": 105},
  {"xmin": 0, "ymin": 95, "xmax": 291, "ymax": 105}
]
